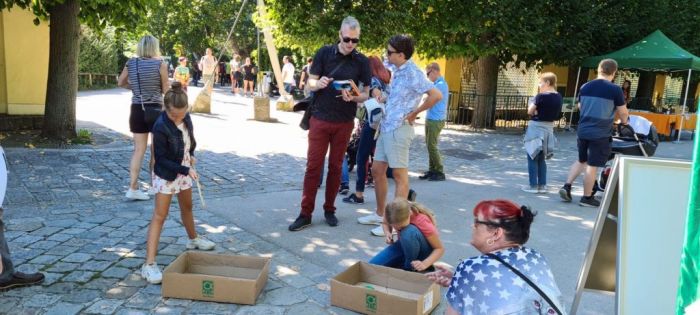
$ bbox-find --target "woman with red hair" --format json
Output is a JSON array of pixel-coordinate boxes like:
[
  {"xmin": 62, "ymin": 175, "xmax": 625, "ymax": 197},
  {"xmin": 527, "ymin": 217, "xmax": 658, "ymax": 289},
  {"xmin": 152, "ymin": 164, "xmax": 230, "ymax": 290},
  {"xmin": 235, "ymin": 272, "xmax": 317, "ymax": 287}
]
[{"xmin": 426, "ymin": 200, "xmax": 564, "ymax": 315}]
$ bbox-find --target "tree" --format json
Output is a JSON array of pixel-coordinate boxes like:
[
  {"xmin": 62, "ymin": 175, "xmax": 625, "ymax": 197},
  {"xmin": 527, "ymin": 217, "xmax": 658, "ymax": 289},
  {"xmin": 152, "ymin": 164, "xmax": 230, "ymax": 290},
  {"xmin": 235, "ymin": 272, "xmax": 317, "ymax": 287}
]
[{"xmin": 0, "ymin": 0, "xmax": 154, "ymax": 141}]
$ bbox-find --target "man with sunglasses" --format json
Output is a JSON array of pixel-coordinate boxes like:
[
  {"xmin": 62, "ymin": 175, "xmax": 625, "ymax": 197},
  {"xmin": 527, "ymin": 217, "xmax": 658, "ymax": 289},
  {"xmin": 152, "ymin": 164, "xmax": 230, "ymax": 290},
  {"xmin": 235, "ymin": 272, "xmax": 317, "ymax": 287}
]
[
  {"xmin": 289, "ymin": 16, "xmax": 371, "ymax": 232},
  {"xmin": 420, "ymin": 62, "xmax": 449, "ymax": 182},
  {"xmin": 365, "ymin": 34, "xmax": 442, "ymax": 237}
]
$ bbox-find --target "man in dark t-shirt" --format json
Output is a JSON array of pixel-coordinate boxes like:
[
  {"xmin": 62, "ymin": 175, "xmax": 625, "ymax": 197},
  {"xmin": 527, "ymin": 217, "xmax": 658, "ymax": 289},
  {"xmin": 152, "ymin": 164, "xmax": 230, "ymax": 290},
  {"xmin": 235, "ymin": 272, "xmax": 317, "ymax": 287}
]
[
  {"xmin": 559, "ymin": 59, "xmax": 629, "ymax": 207},
  {"xmin": 288, "ymin": 16, "xmax": 371, "ymax": 231}
]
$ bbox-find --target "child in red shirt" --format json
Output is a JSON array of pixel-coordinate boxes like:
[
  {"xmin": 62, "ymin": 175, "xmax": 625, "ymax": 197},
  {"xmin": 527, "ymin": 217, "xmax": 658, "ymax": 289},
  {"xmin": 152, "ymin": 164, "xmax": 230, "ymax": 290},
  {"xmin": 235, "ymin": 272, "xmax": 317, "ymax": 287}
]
[{"xmin": 369, "ymin": 198, "xmax": 445, "ymax": 271}]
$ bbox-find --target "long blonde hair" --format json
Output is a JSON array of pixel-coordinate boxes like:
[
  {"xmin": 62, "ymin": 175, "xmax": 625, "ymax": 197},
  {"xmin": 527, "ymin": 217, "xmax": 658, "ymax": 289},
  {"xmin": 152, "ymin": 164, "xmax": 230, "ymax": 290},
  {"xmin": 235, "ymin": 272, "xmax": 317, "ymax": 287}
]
[{"xmin": 385, "ymin": 199, "xmax": 437, "ymax": 227}]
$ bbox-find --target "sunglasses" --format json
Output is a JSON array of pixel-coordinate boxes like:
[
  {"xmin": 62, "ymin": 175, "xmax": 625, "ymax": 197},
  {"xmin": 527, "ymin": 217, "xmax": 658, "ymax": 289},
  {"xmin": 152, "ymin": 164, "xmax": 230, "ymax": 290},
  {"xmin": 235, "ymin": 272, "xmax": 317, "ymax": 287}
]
[
  {"xmin": 474, "ymin": 219, "xmax": 502, "ymax": 228},
  {"xmin": 386, "ymin": 49, "xmax": 399, "ymax": 56},
  {"xmin": 342, "ymin": 37, "xmax": 360, "ymax": 44},
  {"xmin": 426, "ymin": 70, "xmax": 433, "ymax": 76}
]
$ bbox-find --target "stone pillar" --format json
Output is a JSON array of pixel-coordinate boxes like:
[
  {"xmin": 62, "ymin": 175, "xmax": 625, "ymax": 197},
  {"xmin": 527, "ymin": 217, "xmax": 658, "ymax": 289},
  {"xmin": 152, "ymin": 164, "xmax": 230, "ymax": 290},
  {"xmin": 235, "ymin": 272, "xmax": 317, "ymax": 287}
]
[{"xmin": 254, "ymin": 96, "xmax": 270, "ymax": 121}]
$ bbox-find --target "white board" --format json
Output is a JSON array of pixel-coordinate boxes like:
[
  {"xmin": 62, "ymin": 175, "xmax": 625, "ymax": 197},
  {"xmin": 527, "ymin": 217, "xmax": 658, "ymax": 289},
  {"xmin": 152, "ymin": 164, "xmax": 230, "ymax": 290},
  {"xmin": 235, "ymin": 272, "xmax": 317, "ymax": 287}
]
[
  {"xmin": 0, "ymin": 146, "xmax": 6, "ymax": 207},
  {"xmin": 617, "ymin": 157, "xmax": 690, "ymax": 315}
]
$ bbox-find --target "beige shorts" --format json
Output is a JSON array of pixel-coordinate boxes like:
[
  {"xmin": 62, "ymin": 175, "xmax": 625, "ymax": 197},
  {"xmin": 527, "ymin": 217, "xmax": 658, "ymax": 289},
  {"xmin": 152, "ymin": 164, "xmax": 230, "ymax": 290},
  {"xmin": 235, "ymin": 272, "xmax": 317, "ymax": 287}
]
[{"xmin": 374, "ymin": 123, "xmax": 415, "ymax": 168}]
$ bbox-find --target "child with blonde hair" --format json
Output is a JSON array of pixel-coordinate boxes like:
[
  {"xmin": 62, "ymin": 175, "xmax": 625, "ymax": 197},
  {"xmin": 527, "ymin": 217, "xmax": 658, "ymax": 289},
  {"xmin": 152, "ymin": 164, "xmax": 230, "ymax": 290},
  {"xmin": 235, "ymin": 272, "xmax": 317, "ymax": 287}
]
[{"xmin": 369, "ymin": 198, "xmax": 444, "ymax": 271}]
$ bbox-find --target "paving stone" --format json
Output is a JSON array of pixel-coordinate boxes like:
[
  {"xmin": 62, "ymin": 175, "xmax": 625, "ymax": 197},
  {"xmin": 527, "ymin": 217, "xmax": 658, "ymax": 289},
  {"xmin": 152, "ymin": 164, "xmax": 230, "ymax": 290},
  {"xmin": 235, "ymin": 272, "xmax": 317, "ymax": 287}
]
[
  {"xmin": 118, "ymin": 273, "xmax": 148, "ymax": 287},
  {"xmin": 43, "ymin": 302, "xmax": 85, "ymax": 315},
  {"xmin": 12, "ymin": 234, "xmax": 43, "ymax": 245},
  {"xmin": 102, "ymin": 266, "xmax": 131, "ymax": 278},
  {"xmin": 62, "ymin": 252, "xmax": 93, "ymax": 263},
  {"xmin": 260, "ymin": 287, "xmax": 308, "ymax": 306},
  {"xmin": 80, "ymin": 214, "xmax": 113, "ymax": 224},
  {"xmin": 28, "ymin": 254, "xmax": 62, "ymax": 265},
  {"xmin": 125, "ymin": 292, "xmax": 163, "ymax": 309},
  {"xmin": 40, "ymin": 272, "xmax": 65, "ymax": 286},
  {"xmin": 61, "ymin": 228, "xmax": 88, "ymax": 235},
  {"xmin": 15, "ymin": 263, "xmax": 41, "ymax": 274},
  {"xmin": 162, "ymin": 298, "xmax": 191, "ymax": 307},
  {"xmin": 92, "ymin": 251, "xmax": 123, "ymax": 261},
  {"xmin": 73, "ymin": 222, "xmax": 98, "ymax": 229},
  {"xmin": 44, "ymin": 218, "xmax": 80, "ymax": 228},
  {"xmin": 117, "ymin": 258, "xmax": 143, "ymax": 268},
  {"xmin": 76, "ymin": 231, "xmax": 107, "ymax": 240},
  {"xmin": 155, "ymin": 255, "xmax": 177, "ymax": 266},
  {"xmin": 22, "ymin": 293, "xmax": 61, "ymax": 308},
  {"xmin": 114, "ymin": 309, "xmax": 149, "ymax": 315},
  {"xmin": 62, "ymin": 270, "xmax": 96, "ymax": 283},
  {"xmin": 47, "ymin": 233, "xmax": 73, "ymax": 242},
  {"xmin": 84, "ymin": 299, "xmax": 124, "ymax": 314},
  {"xmin": 43, "ymin": 282, "xmax": 78, "ymax": 294},
  {"xmin": 83, "ymin": 278, "xmax": 119, "ymax": 291},
  {"xmin": 188, "ymin": 301, "xmax": 239, "ymax": 314},
  {"xmin": 105, "ymin": 285, "xmax": 140, "ymax": 299},
  {"xmin": 103, "ymin": 217, "xmax": 131, "ymax": 228},
  {"xmin": 300, "ymin": 284, "xmax": 331, "ymax": 306},
  {"xmin": 152, "ymin": 306, "xmax": 185, "ymax": 315},
  {"xmin": 79, "ymin": 243, "xmax": 111, "ymax": 254},
  {"xmin": 29, "ymin": 226, "xmax": 63, "ymax": 237},
  {"xmin": 0, "ymin": 297, "xmax": 21, "ymax": 313},
  {"xmin": 44, "ymin": 245, "xmax": 80, "ymax": 256},
  {"xmin": 79, "ymin": 260, "xmax": 114, "ymax": 272},
  {"xmin": 27, "ymin": 240, "xmax": 61, "ymax": 250},
  {"xmin": 62, "ymin": 238, "xmax": 90, "ymax": 247},
  {"xmin": 234, "ymin": 305, "xmax": 285, "ymax": 315},
  {"xmin": 284, "ymin": 302, "xmax": 328, "ymax": 315},
  {"xmin": 6, "ymin": 219, "xmax": 43, "ymax": 232}
]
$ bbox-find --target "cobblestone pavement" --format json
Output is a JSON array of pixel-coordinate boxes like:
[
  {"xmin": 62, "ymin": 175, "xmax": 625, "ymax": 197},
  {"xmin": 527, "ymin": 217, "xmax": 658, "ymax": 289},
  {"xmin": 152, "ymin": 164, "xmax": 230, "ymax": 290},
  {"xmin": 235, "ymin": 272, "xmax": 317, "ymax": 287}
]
[{"xmin": 0, "ymin": 86, "xmax": 693, "ymax": 314}]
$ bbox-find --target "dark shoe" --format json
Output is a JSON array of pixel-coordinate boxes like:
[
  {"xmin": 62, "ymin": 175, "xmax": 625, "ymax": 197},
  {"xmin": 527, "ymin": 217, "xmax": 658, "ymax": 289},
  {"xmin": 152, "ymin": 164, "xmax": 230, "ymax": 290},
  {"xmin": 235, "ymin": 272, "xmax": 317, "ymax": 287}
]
[
  {"xmin": 288, "ymin": 215, "xmax": 312, "ymax": 231},
  {"xmin": 579, "ymin": 196, "xmax": 601, "ymax": 208},
  {"xmin": 0, "ymin": 272, "xmax": 45, "ymax": 291},
  {"xmin": 428, "ymin": 172, "xmax": 446, "ymax": 181},
  {"xmin": 559, "ymin": 185, "xmax": 572, "ymax": 202},
  {"xmin": 342, "ymin": 193, "xmax": 365, "ymax": 204},
  {"xmin": 339, "ymin": 184, "xmax": 350, "ymax": 195},
  {"xmin": 324, "ymin": 212, "xmax": 339, "ymax": 227},
  {"xmin": 419, "ymin": 171, "xmax": 433, "ymax": 180},
  {"xmin": 408, "ymin": 189, "xmax": 417, "ymax": 202}
]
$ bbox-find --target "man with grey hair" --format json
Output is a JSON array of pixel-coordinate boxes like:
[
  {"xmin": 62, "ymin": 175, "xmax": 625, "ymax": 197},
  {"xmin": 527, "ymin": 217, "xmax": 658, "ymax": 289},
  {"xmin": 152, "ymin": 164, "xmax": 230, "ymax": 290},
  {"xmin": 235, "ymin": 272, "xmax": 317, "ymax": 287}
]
[{"xmin": 289, "ymin": 16, "xmax": 372, "ymax": 231}]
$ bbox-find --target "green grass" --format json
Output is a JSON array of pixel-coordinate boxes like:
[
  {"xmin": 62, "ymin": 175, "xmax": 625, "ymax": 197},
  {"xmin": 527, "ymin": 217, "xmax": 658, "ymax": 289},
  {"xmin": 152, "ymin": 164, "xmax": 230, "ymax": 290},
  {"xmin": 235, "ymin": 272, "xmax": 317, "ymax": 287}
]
[{"xmin": 71, "ymin": 129, "xmax": 93, "ymax": 145}]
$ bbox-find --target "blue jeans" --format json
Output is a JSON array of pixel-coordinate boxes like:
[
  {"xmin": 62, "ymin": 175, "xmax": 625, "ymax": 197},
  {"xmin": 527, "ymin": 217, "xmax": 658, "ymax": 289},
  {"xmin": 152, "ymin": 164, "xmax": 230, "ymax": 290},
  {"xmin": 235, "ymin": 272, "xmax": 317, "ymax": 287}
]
[
  {"xmin": 341, "ymin": 158, "xmax": 349, "ymax": 186},
  {"xmin": 355, "ymin": 124, "xmax": 377, "ymax": 192},
  {"xmin": 369, "ymin": 224, "xmax": 433, "ymax": 271},
  {"xmin": 526, "ymin": 152, "xmax": 547, "ymax": 187}
]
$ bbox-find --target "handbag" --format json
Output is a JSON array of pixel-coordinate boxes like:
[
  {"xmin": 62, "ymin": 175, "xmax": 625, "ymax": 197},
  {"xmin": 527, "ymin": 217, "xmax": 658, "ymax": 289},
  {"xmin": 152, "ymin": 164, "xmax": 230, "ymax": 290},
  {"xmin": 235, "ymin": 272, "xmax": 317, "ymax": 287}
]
[
  {"xmin": 135, "ymin": 58, "xmax": 163, "ymax": 126},
  {"xmin": 486, "ymin": 253, "xmax": 563, "ymax": 315},
  {"xmin": 296, "ymin": 57, "xmax": 351, "ymax": 130}
]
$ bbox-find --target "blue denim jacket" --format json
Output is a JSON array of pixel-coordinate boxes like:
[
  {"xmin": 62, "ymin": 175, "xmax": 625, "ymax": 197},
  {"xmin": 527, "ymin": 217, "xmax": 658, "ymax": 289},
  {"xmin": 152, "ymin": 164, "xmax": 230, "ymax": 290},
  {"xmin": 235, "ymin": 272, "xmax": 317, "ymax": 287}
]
[{"xmin": 152, "ymin": 111, "xmax": 196, "ymax": 181}]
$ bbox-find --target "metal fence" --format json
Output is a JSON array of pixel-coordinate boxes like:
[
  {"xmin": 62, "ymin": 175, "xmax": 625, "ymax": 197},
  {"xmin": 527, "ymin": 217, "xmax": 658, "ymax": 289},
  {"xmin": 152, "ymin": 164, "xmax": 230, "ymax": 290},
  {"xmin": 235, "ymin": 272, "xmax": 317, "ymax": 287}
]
[
  {"xmin": 445, "ymin": 92, "xmax": 570, "ymax": 130},
  {"xmin": 78, "ymin": 73, "xmax": 119, "ymax": 89}
]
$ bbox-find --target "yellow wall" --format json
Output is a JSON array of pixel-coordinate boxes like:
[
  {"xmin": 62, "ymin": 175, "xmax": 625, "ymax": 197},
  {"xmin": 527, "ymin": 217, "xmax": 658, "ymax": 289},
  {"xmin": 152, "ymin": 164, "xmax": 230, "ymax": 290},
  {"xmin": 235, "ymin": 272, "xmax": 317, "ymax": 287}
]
[
  {"xmin": 1, "ymin": 9, "xmax": 49, "ymax": 115},
  {"xmin": 0, "ymin": 12, "xmax": 6, "ymax": 114},
  {"xmin": 414, "ymin": 55, "xmax": 462, "ymax": 92}
]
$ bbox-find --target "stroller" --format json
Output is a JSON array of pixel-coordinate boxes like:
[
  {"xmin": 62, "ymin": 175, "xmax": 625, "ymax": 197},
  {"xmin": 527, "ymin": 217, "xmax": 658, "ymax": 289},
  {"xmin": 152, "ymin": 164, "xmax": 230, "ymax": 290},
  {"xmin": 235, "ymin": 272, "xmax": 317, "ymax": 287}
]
[{"xmin": 595, "ymin": 115, "xmax": 659, "ymax": 193}]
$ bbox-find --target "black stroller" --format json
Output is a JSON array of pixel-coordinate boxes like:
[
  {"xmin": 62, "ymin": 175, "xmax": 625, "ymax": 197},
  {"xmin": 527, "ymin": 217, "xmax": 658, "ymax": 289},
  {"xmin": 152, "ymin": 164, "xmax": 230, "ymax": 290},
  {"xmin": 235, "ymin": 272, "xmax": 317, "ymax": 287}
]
[{"xmin": 595, "ymin": 115, "xmax": 660, "ymax": 193}]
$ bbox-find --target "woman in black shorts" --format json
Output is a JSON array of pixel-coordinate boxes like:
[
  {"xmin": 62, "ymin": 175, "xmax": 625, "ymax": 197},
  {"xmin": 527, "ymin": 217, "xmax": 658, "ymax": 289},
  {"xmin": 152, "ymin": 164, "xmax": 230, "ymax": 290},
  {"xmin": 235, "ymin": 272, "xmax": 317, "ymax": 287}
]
[
  {"xmin": 242, "ymin": 57, "xmax": 256, "ymax": 97},
  {"xmin": 118, "ymin": 35, "xmax": 170, "ymax": 201}
]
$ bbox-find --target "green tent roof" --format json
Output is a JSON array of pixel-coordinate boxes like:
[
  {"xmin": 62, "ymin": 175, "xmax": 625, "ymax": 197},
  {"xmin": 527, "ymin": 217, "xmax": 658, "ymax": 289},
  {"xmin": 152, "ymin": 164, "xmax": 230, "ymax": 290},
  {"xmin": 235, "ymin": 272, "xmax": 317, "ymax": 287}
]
[{"xmin": 582, "ymin": 30, "xmax": 700, "ymax": 71}]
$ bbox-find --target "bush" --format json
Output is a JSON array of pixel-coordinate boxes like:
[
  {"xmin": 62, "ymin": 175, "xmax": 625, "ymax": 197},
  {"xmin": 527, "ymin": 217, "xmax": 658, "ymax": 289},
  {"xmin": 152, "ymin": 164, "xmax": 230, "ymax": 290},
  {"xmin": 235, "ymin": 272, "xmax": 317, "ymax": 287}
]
[{"xmin": 79, "ymin": 25, "xmax": 119, "ymax": 75}]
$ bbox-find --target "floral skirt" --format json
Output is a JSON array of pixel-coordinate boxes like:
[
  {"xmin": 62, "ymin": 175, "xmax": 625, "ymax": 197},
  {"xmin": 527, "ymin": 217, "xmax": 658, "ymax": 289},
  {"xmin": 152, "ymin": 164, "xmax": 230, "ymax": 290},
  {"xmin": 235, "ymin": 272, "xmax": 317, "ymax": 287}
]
[{"xmin": 152, "ymin": 172, "xmax": 193, "ymax": 195}]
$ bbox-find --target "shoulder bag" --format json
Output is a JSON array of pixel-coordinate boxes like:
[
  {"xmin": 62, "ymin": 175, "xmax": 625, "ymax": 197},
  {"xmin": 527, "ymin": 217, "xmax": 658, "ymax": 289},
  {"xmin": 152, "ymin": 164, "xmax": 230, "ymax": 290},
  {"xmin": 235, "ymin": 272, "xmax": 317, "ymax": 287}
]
[
  {"xmin": 136, "ymin": 58, "xmax": 163, "ymax": 127},
  {"xmin": 486, "ymin": 253, "xmax": 563, "ymax": 315},
  {"xmin": 296, "ymin": 56, "xmax": 351, "ymax": 130}
]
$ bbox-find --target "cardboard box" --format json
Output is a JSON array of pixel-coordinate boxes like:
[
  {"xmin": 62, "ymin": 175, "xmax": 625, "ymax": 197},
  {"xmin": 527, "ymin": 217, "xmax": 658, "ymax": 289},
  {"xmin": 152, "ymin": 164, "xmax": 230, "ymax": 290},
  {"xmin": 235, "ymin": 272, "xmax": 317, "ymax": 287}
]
[
  {"xmin": 162, "ymin": 252, "xmax": 270, "ymax": 304},
  {"xmin": 331, "ymin": 262, "xmax": 441, "ymax": 315}
]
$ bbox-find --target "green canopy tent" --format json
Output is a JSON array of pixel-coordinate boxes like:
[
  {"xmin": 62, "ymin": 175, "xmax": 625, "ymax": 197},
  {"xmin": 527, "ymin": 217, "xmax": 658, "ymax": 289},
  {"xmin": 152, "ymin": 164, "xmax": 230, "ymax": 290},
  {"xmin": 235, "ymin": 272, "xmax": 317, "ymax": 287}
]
[{"xmin": 567, "ymin": 30, "xmax": 700, "ymax": 141}]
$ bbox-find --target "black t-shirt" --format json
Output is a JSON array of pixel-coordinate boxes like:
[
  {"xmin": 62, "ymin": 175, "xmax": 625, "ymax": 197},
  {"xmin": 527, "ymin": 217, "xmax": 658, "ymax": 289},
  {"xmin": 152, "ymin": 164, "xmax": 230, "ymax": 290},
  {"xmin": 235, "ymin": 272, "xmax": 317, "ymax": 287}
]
[
  {"xmin": 309, "ymin": 45, "xmax": 371, "ymax": 122},
  {"xmin": 301, "ymin": 64, "xmax": 310, "ymax": 84},
  {"xmin": 532, "ymin": 92, "xmax": 563, "ymax": 122}
]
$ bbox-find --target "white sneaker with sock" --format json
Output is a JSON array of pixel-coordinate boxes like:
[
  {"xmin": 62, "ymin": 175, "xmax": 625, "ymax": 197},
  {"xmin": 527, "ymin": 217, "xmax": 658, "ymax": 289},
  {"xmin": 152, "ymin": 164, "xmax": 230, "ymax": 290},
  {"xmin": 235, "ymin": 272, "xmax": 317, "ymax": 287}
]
[
  {"xmin": 140, "ymin": 263, "xmax": 162, "ymax": 284},
  {"xmin": 357, "ymin": 213, "xmax": 383, "ymax": 225},
  {"xmin": 126, "ymin": 189, "xmax": 149, "ymax": 201},
  {"xmin": 186, "ymin": 236, "xmax": 216, "ymax": 250}
]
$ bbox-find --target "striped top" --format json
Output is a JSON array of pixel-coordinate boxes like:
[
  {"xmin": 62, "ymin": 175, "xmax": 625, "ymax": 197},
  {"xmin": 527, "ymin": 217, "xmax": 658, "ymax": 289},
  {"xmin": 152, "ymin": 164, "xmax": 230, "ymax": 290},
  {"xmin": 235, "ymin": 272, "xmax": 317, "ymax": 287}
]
[{"xmin": 127, "ymin": 58, "xmax": 164, "ymax": 105}]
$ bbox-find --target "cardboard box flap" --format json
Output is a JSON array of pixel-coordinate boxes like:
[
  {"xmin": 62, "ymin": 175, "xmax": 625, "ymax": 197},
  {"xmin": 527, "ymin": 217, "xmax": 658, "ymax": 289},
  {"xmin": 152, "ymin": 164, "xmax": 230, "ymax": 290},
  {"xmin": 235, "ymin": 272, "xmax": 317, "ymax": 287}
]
[
  {"xmin": 359, "ymin": 262, "xmax": 431, "ymax": 295},
  {"xmin": 187, "ymin": 264, "xmax": 261, "ymax": 280},
  {"xmin": 186, "ymin": 251, "xmax": 268, "ymax": 269}
]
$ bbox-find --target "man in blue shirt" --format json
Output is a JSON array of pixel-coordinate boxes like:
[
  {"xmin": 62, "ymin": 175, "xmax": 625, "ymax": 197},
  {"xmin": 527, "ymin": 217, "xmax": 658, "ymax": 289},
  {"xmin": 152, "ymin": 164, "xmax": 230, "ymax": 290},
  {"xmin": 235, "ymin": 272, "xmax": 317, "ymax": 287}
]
[
  {"xmin": 420, "ymin": 62, "xmax": 449, "ymax": 181},
  {"xmin": 559, "ymin": 59, "xmax": 629, "ymax": 207}
]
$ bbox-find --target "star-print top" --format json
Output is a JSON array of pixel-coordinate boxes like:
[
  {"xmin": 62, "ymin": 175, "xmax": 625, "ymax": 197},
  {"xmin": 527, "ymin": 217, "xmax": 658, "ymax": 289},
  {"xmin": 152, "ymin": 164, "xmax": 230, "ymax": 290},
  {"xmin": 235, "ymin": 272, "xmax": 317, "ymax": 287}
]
[{"xmin": 446, "ymin": 246, "xmax": 565, "ymax": 315}]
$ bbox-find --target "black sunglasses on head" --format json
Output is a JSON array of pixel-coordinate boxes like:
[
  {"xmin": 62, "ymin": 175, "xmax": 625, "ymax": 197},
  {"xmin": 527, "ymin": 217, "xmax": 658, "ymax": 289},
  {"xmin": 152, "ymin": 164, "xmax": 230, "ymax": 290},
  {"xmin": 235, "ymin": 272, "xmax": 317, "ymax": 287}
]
[{"xmin": 342, "ymin": 37, "xmax": 360, "ymax": 44}]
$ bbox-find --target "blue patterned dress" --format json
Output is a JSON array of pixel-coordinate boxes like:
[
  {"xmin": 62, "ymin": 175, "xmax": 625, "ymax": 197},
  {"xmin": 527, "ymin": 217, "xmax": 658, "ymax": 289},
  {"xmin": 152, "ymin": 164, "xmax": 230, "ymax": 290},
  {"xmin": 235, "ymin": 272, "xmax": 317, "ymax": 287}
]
[{"xmin": 446, "ymin": 246, "xmax": 565, "ymax": 315}]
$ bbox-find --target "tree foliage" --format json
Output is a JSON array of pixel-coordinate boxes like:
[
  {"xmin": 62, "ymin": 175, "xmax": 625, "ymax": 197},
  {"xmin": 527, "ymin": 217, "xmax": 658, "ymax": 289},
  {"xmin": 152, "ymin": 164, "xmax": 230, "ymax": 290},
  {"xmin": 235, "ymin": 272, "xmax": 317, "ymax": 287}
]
[{"xmin": 79, "ymin": 25, "xmax": 119, "ymax": 74}]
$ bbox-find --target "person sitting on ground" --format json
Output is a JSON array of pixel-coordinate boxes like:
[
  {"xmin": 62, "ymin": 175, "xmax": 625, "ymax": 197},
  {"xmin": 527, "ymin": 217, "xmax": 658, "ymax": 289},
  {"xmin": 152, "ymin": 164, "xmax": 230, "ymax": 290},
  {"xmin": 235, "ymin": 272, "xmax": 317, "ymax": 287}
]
[
  {"xmin": 369, "ymin": 198, "xmax": 444, "ymax": 272},
  {"xmin": 426, "ymin": 200, "xmax": 564, "ymax": 315},
  {"xmin": 140, "ymin": 81, "xmax": 215, "ymax": 284}
]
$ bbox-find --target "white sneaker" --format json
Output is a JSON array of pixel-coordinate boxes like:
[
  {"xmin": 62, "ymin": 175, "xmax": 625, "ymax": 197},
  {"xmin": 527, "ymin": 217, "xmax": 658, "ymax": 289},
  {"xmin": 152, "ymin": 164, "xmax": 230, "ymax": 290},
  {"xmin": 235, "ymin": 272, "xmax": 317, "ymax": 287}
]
[
  {"xmin": 140, "ymin": 263, "xmax": 162, "ymax": 284},
  {"xmin": 370, "ymin": 225, "xmax": 385, "ymax": 237},
  {"xmin": 186, "ymin": 236, "xmax": 216, "ymax": 250},
  {"xmin": 126, "ymin": 189, "xmax": 150, "ymax": 201},
  {"xmin": 357, "ymin": 213, "xmax": 383, "ymax": 225},
  {"xmin": 521, "ymin": 186, "xmax": 539, "ymax": 194}
]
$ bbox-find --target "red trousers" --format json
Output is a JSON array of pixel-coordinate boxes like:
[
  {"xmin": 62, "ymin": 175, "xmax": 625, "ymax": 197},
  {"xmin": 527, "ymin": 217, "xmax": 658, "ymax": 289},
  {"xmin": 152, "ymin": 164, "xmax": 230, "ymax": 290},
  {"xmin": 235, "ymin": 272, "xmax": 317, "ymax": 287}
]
[{"xmin": 300, "ymin": 116, "xmax": 354, "ymax": 217}]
